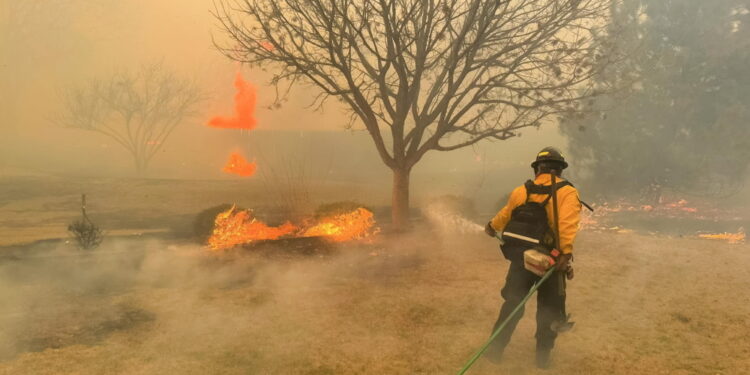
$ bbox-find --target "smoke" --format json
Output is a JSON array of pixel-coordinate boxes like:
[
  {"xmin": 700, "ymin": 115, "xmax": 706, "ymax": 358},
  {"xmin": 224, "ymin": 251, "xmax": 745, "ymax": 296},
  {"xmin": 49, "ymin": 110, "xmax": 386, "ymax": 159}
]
[
  {"xmin": 0, "ymin": 239, "xmax": 245, "ymax": 361},
  {"xmin": 3, "ymin": 220, "xmax": 750, "ymax": 373},
  {"xmin": 0, "ymin": 239, "xmax": 245, "ymax": 359},
  {"xmin": 425, "ymin": 206, "xmax": 484, "ymax": 234},
  {"xmin": 0, "ymin": 234, "xmax": 435, "ymax": 372},
  {"xmin": 423, "ymin": 198, "xmax": 485, "ymax": 235}
]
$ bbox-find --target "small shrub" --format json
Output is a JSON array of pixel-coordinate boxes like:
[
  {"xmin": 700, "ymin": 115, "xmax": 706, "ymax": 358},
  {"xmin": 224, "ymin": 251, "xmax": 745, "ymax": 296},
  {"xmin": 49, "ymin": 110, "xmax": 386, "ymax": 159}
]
[
  {"xmin": 68, "ymin": 194, "xmax": 104, "ymax": 250},
  {"xmin": 68, "ymin": 218, "xmax": 104, "ymax": 250}
]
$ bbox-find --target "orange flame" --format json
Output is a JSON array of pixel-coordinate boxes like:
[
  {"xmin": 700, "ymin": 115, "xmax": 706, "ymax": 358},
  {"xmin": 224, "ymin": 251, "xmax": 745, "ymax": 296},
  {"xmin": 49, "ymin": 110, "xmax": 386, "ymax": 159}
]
[
  {"xmin": 698, "ymin": 229, "xmax": 745, "ymax": 244},
  {"xmin": 223, "ymin": 152, "xmax": 256, "ymax": 177},
  {"xmin": 303, "ymin": 208, "xmax": 379, "ymax": 242},
  {"xmin": 259, "ymin": 41, "xmax": 275, "ymax": 51},
  {"xmin": 207, "ymin": 206, "xmax": 379, "ymax": 250},
  {"xmin": 208, "ymin": 72, "xmax": 257, "ymax": 130},
  {"xmin": 208, "ymin": 206, "xmax": 297, "ymax": 250}
]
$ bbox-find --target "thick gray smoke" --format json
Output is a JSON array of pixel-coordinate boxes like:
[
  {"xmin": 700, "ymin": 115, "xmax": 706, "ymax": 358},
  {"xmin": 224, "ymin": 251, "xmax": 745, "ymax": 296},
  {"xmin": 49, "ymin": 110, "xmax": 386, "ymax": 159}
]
[
  {"xmin": 0, "ymin": 234, "xmax": 437, "ymax": 372},
  {"xmin": 0, "ymin": 238, "xmax": 261, "ymax": 361}
]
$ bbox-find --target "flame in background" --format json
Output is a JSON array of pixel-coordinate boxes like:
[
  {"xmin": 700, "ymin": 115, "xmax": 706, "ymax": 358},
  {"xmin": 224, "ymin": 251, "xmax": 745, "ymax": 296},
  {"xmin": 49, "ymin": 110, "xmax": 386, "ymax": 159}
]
[
  {"xmin": 578, "ymin": 197, "xmax": 745, "ymax": 243},
  {"xmin": 208, "ymin": 206, "xmax": 297, "ymax": 250},
  {"xmin": 581, "ymin": 198, "xmax": 725, "ymax": 231},
  {"xmin": 699, "ymin": 229, "xmax": 745, "ymax": 244},
  {"xmin": 207, "ymin": 72, "xmax": 260, "ymax": 176},
  {"xmin": 208, "ymin": 72, "xmax": 257, "ymax": 130},
  {"xmin": 207, "ymin": 207, "xmax": 379, "ymax": 250},
  {"xmin": 223, "ymin": 152, "xmax": 256, "ymax": 177}
]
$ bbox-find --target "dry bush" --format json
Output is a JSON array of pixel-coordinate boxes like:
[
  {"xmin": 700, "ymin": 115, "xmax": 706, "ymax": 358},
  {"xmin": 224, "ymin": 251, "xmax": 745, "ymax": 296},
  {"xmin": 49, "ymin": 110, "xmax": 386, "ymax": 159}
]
[
  {"xmin": 68, "ymin": 194, "xmax": 103, "ymax": 250},
  {"xmin": 67, "ymin": 219, "xmax": 103, "ymax": 250}
]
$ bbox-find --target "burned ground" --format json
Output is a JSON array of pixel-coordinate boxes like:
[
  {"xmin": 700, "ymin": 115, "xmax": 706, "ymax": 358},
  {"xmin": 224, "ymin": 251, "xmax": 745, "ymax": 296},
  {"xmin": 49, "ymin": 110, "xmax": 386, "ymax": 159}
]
[
  {"xmin": 0, "ymin": 177, "xmax": 749, "ymax": 374},
  {"xmin": 2, "ymin": 231, "xmax": 749, "ymax": 374}
]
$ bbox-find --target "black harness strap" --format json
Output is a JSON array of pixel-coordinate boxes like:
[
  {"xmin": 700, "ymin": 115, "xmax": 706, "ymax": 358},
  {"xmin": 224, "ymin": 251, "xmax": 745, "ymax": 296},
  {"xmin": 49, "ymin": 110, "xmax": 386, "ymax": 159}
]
[
  {"xmin": 524, "ymin": 180, "xmax": 573, "ymax": 204},
  {"xmin": 524, "ymin": 180, "xmax": 594, "ymax": 211}
]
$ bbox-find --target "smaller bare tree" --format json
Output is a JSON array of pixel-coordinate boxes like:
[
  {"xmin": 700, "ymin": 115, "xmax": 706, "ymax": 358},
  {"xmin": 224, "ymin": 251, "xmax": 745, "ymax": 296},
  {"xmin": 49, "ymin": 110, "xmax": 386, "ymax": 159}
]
[{"xmin": 59, "ymin": 64, "xmax": 203, "ymax": 175}]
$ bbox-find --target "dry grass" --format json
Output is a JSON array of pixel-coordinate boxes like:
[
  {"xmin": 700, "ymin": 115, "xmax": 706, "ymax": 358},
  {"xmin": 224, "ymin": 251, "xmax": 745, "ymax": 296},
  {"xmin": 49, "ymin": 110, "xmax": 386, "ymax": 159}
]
[
  {"xmin": 0, "ymin": 176, "xmax": 385, "ymax": 246},
  {"xmin": 1, "ymin": 176, "xmax": 749, "ymax": 374},
  {"xmin": 1, "ymin": 229, "xmax": 749, "ymax": 374}
]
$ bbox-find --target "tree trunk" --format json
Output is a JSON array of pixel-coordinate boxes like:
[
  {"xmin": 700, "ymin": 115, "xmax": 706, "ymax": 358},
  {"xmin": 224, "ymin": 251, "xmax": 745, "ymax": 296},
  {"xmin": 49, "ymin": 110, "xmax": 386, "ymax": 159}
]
[
  {"xmin": 134, "ymin": 155, "xmax": 147, "ymax": 177},
  {"xmin": 391, "ymin": 166, "xmax": 411, "ymax": 230}
]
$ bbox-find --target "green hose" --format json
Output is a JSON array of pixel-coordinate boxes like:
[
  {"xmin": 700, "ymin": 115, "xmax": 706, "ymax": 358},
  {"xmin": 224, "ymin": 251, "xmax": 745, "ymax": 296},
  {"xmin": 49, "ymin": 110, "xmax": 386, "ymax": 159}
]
[
  {"xmin": 460, "ymin": 178, "xmax": 565, "ymax": 374},
  {"xmin": 456, "ymin": 266, "xmax": 556, "ymax": 375}
]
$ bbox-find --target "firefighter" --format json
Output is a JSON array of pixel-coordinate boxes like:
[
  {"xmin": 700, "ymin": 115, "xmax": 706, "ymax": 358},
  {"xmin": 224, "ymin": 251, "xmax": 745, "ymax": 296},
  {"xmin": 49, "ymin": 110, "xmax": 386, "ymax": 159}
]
[{"xmin": 483, "ymin": 146, "xmax": 581, "ymax": 369}]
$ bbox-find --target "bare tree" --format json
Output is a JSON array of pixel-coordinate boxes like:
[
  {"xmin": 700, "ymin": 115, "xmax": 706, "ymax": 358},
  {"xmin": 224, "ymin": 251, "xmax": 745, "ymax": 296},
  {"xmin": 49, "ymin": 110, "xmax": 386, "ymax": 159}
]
[
  {"xmin": 59, "ymin": 64, "xmax": 203, "ymax": 175},
  {"xmin": 215, "ymin": 0, "xmax": 616, "ymax": 228}
]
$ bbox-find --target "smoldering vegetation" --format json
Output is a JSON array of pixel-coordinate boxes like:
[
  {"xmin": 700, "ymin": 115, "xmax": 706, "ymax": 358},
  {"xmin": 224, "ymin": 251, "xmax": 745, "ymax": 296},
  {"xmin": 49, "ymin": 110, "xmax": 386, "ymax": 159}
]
[
  {"xmin": 1, "ymin": 0, "xmax": 750, "ymax": 373},
  {"xmin": 0, "ymin": 238, "xmax": 252, "ymax": 361},
  {"xmin": 0, "ymin": 231, "xmax": 436, "ymax": 373},
  {"xmin": 2, "ymin": 226, "xmax": 750, "ymax": 374}
]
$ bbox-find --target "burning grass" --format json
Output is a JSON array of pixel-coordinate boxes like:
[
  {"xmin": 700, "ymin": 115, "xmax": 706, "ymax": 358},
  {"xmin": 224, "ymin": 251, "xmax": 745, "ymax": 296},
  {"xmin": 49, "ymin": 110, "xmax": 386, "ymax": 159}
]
[
  {"xmin": 302, "ymin": 207, "xmax": 379, "ymax": 242},
  {"xmin": 580, "ymin": 196, "xmax": 746, "ymax": 243},
  {"xmin": 698, "ymin": 228, "xmax": 746, "ymax": 244},
  {"xmin": 207, "ymin": 206, "xmax": 298, "ymax": 250},
  {"xmin": 3, "ymin": 230, "xmax": 750, "ymax": 374},
  {"xmin": 207, "ymin": 205, "xmax": 378, "ymax": 250}
]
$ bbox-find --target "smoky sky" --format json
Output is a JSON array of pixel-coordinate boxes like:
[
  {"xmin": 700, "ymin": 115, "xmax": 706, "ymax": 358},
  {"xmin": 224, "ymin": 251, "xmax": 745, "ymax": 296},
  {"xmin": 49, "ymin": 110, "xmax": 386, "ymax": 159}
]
[{"xmin": 0, "ymin": 0, "xmax": 564, "ymax": 206}]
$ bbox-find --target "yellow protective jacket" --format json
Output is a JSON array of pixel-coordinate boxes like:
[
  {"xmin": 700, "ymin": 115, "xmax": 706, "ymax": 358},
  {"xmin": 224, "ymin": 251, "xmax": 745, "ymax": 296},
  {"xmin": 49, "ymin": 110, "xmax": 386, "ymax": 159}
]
[{"xmin": 490, "ymin": 174, "xmax": 581, "ymax": 254}]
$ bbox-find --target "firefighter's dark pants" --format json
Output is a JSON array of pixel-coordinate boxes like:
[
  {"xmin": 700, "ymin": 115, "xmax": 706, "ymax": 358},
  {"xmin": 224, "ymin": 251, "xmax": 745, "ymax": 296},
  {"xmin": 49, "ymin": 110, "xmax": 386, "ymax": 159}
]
[{"xmin": 489, "ymin": 260, "xmax": 566, "ymax": 353}]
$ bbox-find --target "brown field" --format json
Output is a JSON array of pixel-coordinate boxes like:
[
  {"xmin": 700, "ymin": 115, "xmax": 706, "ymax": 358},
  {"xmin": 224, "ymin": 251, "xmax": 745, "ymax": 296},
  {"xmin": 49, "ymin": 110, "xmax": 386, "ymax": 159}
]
[{"xmin": 1, "ymin": 176, "xmax": 749, "ymax": 375}]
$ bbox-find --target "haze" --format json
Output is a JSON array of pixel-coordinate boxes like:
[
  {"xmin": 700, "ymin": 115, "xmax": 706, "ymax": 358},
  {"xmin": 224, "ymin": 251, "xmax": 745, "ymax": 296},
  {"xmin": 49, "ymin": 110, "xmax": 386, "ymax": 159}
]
[
  {"xmin": 0, "ymin": 0, "xmax": 562, "ymax": 203},
  {"xmin": 2, "ymin": 1, "xmax": 748, "ymax": 374}
]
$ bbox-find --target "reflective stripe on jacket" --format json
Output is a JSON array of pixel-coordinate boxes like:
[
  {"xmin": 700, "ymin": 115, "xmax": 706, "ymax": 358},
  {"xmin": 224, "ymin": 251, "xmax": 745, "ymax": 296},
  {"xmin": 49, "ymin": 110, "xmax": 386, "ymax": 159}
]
[{"xmin": 490, "ymin": 173, "xmax": 581, "ymax": 254}]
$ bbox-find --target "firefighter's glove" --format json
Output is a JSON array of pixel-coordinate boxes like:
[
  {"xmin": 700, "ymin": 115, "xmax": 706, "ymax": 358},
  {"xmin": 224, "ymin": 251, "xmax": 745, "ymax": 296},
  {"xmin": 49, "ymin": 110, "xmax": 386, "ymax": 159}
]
[
  {"xmin": 566, "ymin": 266, "xmax": 575, "ymax": 280},
  {"xmin": 555, "ymin": 253, "xmax": 572, "ymax": 272},
  {"xmin": 484, "ymin": 222, "xmax": 497, "ymax": 238}
]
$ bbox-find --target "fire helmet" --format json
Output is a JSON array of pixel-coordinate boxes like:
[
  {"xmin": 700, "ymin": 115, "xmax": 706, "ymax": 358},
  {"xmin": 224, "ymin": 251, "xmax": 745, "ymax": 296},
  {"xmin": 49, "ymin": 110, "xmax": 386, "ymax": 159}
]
[{"xmin": 531, "ymin": 147, "xmax": 568, "ymax": 170}]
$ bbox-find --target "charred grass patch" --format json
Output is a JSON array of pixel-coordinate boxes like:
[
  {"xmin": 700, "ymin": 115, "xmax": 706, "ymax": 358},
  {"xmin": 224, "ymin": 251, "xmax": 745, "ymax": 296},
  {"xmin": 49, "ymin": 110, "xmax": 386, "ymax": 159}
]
[{"xmin": 2, "ymin": 303, "xmax": 154, "ymax": 361}]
